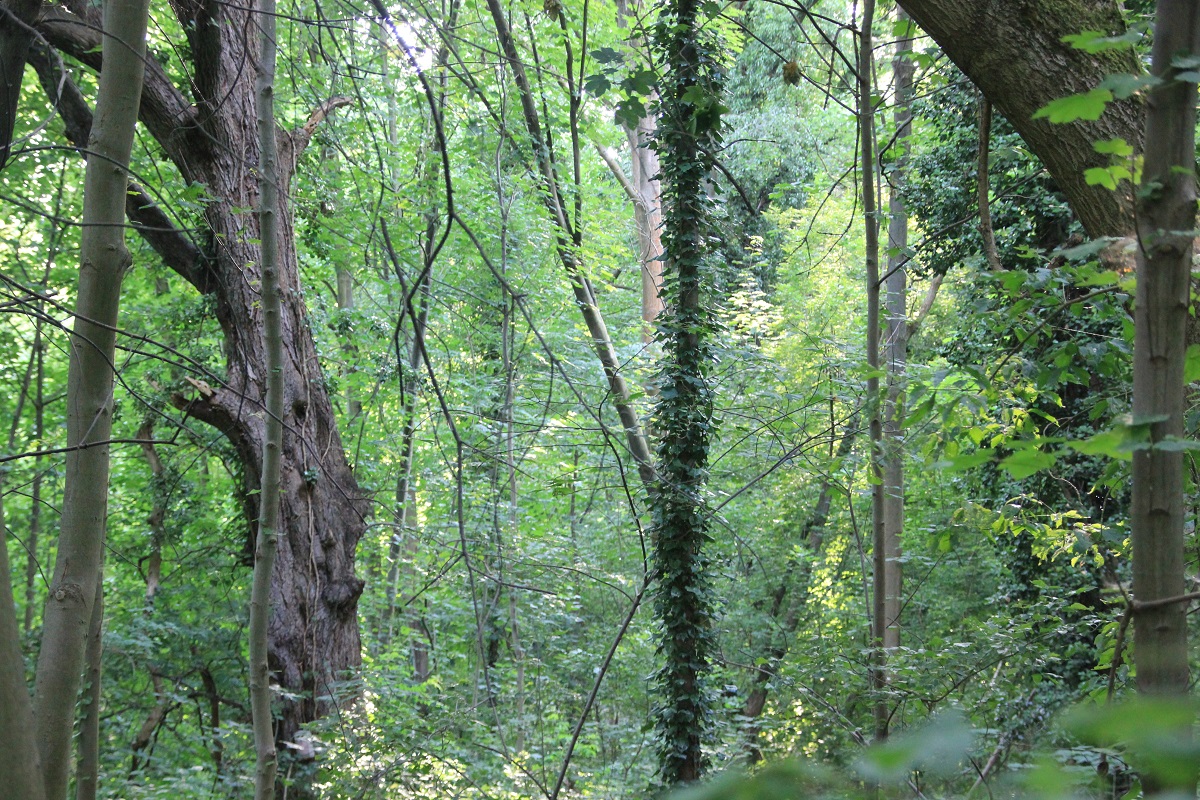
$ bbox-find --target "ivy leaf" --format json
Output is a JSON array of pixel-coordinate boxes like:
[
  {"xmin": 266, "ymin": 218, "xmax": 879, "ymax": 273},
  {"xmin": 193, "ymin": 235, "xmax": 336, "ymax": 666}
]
[
  {"xmin": 999, "ymin": 448, "xmax": 1058, "ymax": 479},
  {"xmin": 1033, "ymin": 89, "xmax": 1114, "ymax": 123}
]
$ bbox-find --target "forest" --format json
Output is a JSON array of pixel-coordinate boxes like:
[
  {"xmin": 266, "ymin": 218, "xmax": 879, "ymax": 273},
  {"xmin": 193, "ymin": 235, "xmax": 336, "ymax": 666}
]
[{"xmin": 0, "ymin": 0, "xmax": 1198, "ymax": 797}]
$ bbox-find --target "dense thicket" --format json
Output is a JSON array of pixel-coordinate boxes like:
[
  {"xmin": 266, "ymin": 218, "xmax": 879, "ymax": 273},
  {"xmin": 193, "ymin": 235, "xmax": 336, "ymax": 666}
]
[{"xmin": 0, "ymin": 0, "xmax": 1197, "ymax": 798}]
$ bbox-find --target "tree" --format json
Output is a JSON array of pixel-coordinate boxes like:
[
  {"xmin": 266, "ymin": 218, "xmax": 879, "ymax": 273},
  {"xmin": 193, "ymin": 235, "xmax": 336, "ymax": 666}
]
[
  {"xmin": 895, "ymin": 0, "xmax": 1141, "ymax": 240},
  {"xmin": 22, "ymin": 0, "xmax": 365, "ymax": 745},
  {"xmin": 1130, "ymin": 0, "xmax": 1197, "ymax": 708},
  {"xmin": 0, "ymin": 0, "xmax": 150, "ymax": 797},
  {"xmin": 649, "ymin": 0, "xmax": 724, "ymax": 782}
]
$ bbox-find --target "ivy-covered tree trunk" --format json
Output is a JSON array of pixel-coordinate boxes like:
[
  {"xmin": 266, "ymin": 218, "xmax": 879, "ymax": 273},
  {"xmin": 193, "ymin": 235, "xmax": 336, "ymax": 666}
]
[
  {"xmin": 650, "ymin": 0, "xmax": 723, "ymax": 784},
  {"xmin": 1131, "ymin": 0, "xmax": 1197, "ymax": 704}
]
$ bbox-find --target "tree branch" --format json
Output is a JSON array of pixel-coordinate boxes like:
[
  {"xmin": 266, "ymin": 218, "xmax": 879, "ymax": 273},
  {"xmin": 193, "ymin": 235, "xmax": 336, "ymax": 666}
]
[{"xmin": 27, "ymin": 40, "xmax": 209, "ymax": 292}]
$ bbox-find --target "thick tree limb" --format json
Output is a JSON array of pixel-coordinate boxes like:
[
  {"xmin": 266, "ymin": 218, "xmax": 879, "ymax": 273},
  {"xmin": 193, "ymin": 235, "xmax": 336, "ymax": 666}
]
[
  {"xmin": 896, "ymin": 0, "xmax": 1141, "ymax": 239},
  {"xmin": 27, "ymin": 40, "xmax": 209, "ymax": 291},
  {"xmin": 0, "ymin": 0, "xmax": 41, "ymax": 168},
  {"xmin": 36, "ymin": 3, "xmax": 202, "ymax": 172}
]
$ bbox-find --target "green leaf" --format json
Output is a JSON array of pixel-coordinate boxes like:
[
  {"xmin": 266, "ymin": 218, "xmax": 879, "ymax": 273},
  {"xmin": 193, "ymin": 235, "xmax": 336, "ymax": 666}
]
[
  {"xmin": 935, "ymin": 449, "xmax": 996, "ymax": 473},
  {"xmin": 1185, "ymin": 344, "xmax": 1200, "ymax": 382},
  {"xmin": 1069, "ymin": 428, "xmax": 1136, "ymax": 460},
  {"xmin": 1033, "ymin": 89, "xmax": 1114, "ymax": 123},
  {"xmin": 1084, "ymin": 167, "xmax": 1118, "ymax": 190},
  {"xmin": 1062, "ymin": 29, "xmax": 1141, "ymax": 53},
  {"xmin": 583, "ymin": 73, "xmax": 611, "ymax": 96},
  {"xmin": 1067, "ymin": 699, "xmax": 1200, "ymax": 788},
  {"xmin": 1093, "ymin": 137, "xmax": 1134, "ymax": 157},
  {"xmin": 1099, "ymin": 73, "xmax": 1160, "ymax": 99},
  {"xmin": 999, "ymin": 448, "xmax": 1058, "ymax": 479},
  {"xmin": 855, "ymin": 712, "xmax": 973, "ymax": 782},
  {"xmin": 590, "ymin": 46, "xmax": 623, "ymax": 64}
]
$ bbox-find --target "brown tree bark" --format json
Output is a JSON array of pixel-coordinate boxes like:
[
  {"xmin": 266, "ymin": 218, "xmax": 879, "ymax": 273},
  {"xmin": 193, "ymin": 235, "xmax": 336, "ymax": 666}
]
[
  {"xmin": 896, "ymin": 0, "xmax": 1141, "ymax": 239},
  {"xmin": 33, "ymin": 2, "xmax": 366, "ymax": 745}
]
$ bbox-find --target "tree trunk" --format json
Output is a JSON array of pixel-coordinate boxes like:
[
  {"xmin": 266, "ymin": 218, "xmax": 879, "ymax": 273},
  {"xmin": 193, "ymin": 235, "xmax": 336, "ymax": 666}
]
[
  {"xmin": 32, "ymin": 1, "xmax": 149, "ymax": 795},
  {"xmin": 0, "ymin": 490, "xmax": 44, "ymax": 800},
  {"xmin": 75, "ymin": 576, "xmax": 103, "ymax": 800},
  {"xmin": 856, "ymin": 0, "xmax": 888, "ymax": 745},
  {"xmin": 895, "ymin": 0, "xmax": 1141, "ymax": 240},
  {"xmin": 651, "ymin": 0, "xmax": 722, "ymax": 781},
  {"xmin": 250, "ymin": 0, "xmax": 283, "ymax": 791},
  {"xmin": 1131, "ymin": 0, "xmax": 1197, "ymax": 702},
  {"xmin": 30, "ymin": 0, "xmax": 367, "ymax": 746},
  {"xmin": 627, "ymin": 116, "xmax": 665, "ymax": 337},
  {"xmin": 882, "ymin": 9, "xmax": 913, "ymax": 657}
]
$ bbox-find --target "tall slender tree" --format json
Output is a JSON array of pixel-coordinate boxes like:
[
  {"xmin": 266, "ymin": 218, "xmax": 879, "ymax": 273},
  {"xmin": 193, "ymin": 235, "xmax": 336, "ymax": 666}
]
[
  {"xmin": 650, "ymin": 0, "xmax": 724, "ymax": 782},
  {"xmin": 1131, "ymin": 0, "xmax": 1198, "ymax": 707},
  {"xmin": 32, "ymin": 1, "xmax": 150, "ymax": 796}
]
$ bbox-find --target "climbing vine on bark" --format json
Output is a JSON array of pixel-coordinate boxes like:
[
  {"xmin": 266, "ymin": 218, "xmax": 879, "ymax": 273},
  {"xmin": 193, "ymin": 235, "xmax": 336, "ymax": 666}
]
[{"xmin": 649, "ymin": 0, "xmax": 725, "ymax": 785}]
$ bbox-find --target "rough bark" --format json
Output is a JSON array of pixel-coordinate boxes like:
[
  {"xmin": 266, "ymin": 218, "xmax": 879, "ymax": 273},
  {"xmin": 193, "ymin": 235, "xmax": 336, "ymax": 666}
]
[
  {"xmin": 32, "ymin": 1, "xmax": 149, "ymax": 796},
  {"xmin": 0, "ymin": 491, "xmax": 45, "ymax": 800},
  {"xmin": 0, "ymin": 0, "xmax": 39, "ymax": 168},
  {"xmin": 35, "ymin": 1, "xmax": 366, "ymax": 744},
  {"xmin": 1131, "ymin": 0, "xmax": 1197, "ymax": 708},
  {"xmin": 896, "ymin": 0, "xmax": 1141, "ymax": 239}
]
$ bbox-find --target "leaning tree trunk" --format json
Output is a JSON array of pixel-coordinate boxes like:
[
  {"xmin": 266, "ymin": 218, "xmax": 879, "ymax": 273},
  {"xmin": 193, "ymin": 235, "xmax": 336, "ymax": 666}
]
[
  {"xmin": 33, "ymin": 0, "xmax": 366, "ymax": 746},
  {"xmin": 895, "ymin": 0, "xmax": 1141, "ymax": 240}
]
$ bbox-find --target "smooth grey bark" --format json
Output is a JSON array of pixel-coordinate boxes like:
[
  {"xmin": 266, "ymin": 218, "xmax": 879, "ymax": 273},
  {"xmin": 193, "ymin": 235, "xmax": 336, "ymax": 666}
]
[
  {"xmin": 1131, "ymin": 0, "xmax": 1197, "ymax": 710},
  {"xmin": 24, "ymin": 320, "xmax": 43, "ymax": 632},
  {"xmin": 976, "ymin": 98, "xmax": 1004, "ymax": 272},
  {"xmin": 75, "ymin": 576, "xmax": 103, "ymax": 800},
  {"xmin": 32, "ymin": 1, "xmax": 149, "ymax": 796},
  {"xmin": 882, "ymin": 11, "xmax": 912, "ymax": 656},
  {"xmin": 856, "ymin": 0, "xmax": 888, "ymax": 745},
  {"xmin": 250, "ymin": 0, "xmax": 283, "ymax": 791},
  {"xmin": 895, "ymin": 0, "xmax": 1140, "ymax": 240},
  {"xmin": 627, "ymin": 116, "xmax": 665, "ymax": 337}
]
